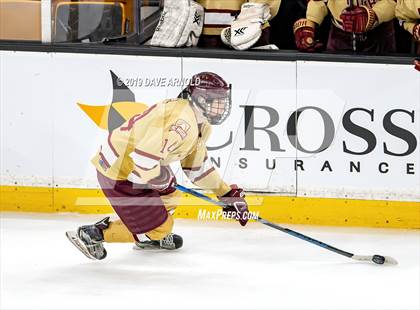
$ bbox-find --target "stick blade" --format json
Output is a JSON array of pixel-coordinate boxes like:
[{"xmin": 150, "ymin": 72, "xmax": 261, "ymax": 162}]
[
  {"xmin": 352, "ymin": 254, "xmax": 398, "ymax": 265},
  {"xmin": 382, "ymin": 256, "xmax": 399, "ymax": 265}
]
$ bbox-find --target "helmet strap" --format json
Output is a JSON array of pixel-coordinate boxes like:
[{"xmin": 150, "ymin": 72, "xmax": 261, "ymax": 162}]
[{"xmin": 190, "ymin": 100, "xmax": 208, "ymax": 124}]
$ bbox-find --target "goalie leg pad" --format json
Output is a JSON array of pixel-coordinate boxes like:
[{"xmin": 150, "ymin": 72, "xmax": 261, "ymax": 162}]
[
  {"xmin": 176, "ymin": 1, "xmax": 204, "ymax": 47},
  {"xmin": 151, "ymin": 0, "xmax": 190, "ymax": 47}
]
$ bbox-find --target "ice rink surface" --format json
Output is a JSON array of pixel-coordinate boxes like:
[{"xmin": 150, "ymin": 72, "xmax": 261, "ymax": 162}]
[{"xmin": 0, "ymin": 213, "xmax": 419, "ymax": 310}]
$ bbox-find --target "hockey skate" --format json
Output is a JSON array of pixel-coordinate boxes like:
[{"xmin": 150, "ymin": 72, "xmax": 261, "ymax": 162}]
[
  {"xmin": 66, "ymin": 217, "xmax": 109, "ymax": 260},
  {"xmin": 133, "ymin": 233, "xmax": 183, "ymax": 250}
]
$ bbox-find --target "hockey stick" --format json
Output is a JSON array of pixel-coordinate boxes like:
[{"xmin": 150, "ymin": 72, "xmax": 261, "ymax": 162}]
[
  {"xmin": 347, "ymin": 0, "xmax": 357, "ymax": 52},
  {"xmin": 176, "ymin": 184, "xmax": 398, "ymax": 265}
]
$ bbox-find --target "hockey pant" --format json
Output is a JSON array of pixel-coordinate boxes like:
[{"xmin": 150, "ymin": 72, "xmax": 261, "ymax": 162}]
[{"xmin": 97, "ymin": 171, "xmax": 182, "ymax": 242}]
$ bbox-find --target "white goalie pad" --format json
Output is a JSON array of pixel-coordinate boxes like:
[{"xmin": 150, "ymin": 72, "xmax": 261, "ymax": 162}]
[
  {"xmin": 151, "ymin": 0, "xmax": 190, "ymax": 47},
  {"xmin": 230, "ymin": 19, "xmax": 263, "ymax": 51},
  {"xmin": 176, "ymin": 1, "xmax": 204, "ymax": 47},
  {"xmin": 221, "ymin": 2, "xmax": 271, "ymax": 51},
  {"xmin": 220, "ymin": 27, "xmax": 231, "ymax": 47},
  {"xmin": 237, "ymin": 2, "xmax": 271, "ymax": 22}
]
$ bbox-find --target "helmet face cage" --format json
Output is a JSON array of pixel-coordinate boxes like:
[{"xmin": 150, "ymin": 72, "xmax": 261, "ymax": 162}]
[{"xmin": 192, "ymin": 84, "xmax": 232, "ymax": 125}]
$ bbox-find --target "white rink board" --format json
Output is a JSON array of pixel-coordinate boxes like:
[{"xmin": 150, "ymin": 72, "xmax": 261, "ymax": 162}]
[
  {"xmin": 0, "ymin": 52, "xmax": 54, "ymax": 187},
  {"xmin": 0, "ymin": 51, "xmax": 419, "ymax": 201},
  {"xmin": 50, "ymin": 53, "xmax": 182, "ymax": 188},
  {"xmin": 1, "ymin": 51, "xmax": 182, "ymax": 188},
  {"xmin": 296, "ymin": 61, "xmax": 420, "ymax": 201},
  {"xmin": 182, "ymin": 58, "xmax": 297, "ymax": 194}
]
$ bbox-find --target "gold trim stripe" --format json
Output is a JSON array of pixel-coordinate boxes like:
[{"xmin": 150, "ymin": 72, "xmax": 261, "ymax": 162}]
[{"xmin": 1, "ymin": 185, "xmax": 419, "ymax": 229}]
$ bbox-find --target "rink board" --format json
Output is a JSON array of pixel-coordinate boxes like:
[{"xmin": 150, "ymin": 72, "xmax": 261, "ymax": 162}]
[
  {"xmin": 1, "ymin": 51, "xmax": 419, "ymax": 228},
  {"xmin": 0, "ymin": 185, "xmax": 419, "ymax": 228}
]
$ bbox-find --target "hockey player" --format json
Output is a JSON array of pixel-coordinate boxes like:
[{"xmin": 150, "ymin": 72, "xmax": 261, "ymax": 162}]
[
  {"xmin": 395, "ymin": 0, "xmax": 420, "ymax": 56},
  {"xmin": 294, "ymin": 0, "xmax": 396, "ymax": 53},
  {"xmin": 66, "ymin": 72, "xmax": 249, "ymax": 260}
]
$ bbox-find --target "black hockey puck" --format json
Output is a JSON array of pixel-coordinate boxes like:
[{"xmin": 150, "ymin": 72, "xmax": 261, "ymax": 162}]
[{"xmin": 372, "ymin": 255, "xmax": 385, "ymax": 265}]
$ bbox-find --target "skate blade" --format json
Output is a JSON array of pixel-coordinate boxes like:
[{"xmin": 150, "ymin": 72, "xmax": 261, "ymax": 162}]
[
  {"xmin": 132, "ymin": 243, "xmax": 177, "ymax": 251},
  {"xmin": 65, "ymin": 231, "xmax": 97, "ymax": 260},
  {"xmin": 132, "ymin": 242, "xmax": 162, "ymax": 251},
  {"xmin": 132, "ymin": 244, "xmax": 156, "ymax": 251}
]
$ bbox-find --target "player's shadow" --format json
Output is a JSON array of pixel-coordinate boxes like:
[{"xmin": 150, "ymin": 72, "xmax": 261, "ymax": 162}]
[{"xmin": 35, "ymin": 248, "xmax": 233, "ymax": 292}]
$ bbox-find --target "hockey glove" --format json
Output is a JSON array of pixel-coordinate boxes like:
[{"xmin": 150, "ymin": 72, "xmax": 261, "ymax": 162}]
[
  {"xmin": 414, "ymin": 59, "xmax": 420, "ymax": 72},
  {"xmin": 340, "ymin": 6, "xmax": 377, "ymax": 33},
  {"xmin": 413, "ymin": 24, "xmax": 420, "ymax": 42},
  {"xmin": 221, "ymin": 2, "xmax": 271, "ymax": 50},
  {"xmin": 293, "ymin": 18, "xmax": 323, "ymax": 52},
  {"xmin": 148, "ymin": 166, "xmax": 177, "ymax": 195},
  {"xmin": 218, "ymin": 185, "xmax": 249, "ymax": 226}
]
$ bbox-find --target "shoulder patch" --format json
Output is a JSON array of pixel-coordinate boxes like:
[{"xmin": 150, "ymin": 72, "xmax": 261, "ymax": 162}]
[{"xmin": 170, "ymin": 119, "xmax": 191, "ymax": 140}]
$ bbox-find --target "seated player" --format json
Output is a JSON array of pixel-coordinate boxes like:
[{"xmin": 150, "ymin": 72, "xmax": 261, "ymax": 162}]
[
  {"xmin": 395, "ymin": 0, "xmax": 420, "ymax": 70},
  {"xmin": 294, "ymin": 0, "xmax": 396, "ymax": 54},
  {"xmin": 270, "ymin": 0, "xmax": 310, "ymax": 49},
  {"xmin": 66, "ymin": 72, "xmax": 249, "ymax": 260}
]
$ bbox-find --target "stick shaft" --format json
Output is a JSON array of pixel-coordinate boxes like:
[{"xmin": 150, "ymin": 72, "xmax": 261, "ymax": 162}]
[
  {"xmin": 257, "ymin": 217, "xmax": 353, "ymax": 258},
  {"xmin": 347, "ymin": 0, "xmax": 358, "ymax": 52},
  {"xmin": 176, "ymin": 184, "xmax": 354, "ymax": 259}
]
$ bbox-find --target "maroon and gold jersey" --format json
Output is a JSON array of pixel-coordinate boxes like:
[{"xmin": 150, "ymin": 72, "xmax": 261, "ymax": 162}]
[
  {"xmin": 91, "ymin": 98, "xmax": 231, "ymax": 196},
  {"xmin": 395, "ymin": 0, "xmax": 420, "ymax": 35},
  {"xmin": 306, "ymin": 0, "xmax": 396, "ymax": 30}
]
